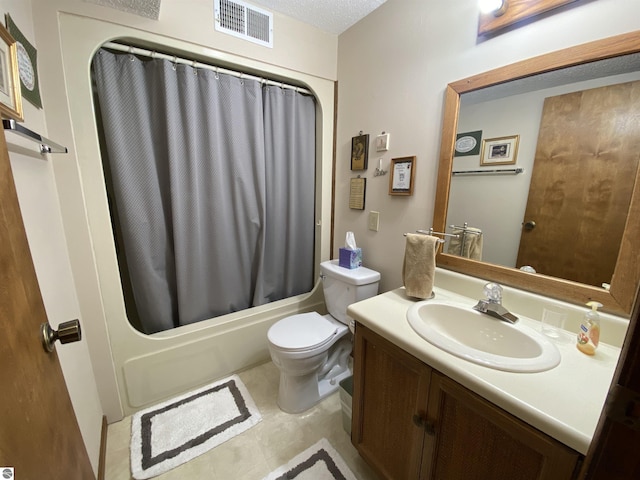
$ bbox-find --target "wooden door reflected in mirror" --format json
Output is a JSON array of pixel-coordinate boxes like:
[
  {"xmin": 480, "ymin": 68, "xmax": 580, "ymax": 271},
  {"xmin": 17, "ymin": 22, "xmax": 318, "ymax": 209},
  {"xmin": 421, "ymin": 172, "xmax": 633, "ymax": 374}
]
[{"xmin": 516, "ymin": 81, "xmax": 640, "ymax": 287}]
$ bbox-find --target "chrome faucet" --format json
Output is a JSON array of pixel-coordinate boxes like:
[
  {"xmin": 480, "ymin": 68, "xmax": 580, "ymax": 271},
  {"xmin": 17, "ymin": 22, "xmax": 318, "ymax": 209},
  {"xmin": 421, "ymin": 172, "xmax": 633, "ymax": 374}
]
[{"xmin": 473, "ymin": 282, "xmax": 518, "ymax": 324}]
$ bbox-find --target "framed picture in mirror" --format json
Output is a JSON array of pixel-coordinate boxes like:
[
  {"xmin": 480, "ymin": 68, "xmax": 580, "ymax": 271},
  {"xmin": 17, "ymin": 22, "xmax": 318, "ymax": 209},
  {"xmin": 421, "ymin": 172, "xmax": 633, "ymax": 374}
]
[
  {"xmin": 480, "ymin": 135, "xmax": 519, "ymax": 166},
  {"xmin": 455, "ymin": 130, "xmax": 482, "ymax": 156}
]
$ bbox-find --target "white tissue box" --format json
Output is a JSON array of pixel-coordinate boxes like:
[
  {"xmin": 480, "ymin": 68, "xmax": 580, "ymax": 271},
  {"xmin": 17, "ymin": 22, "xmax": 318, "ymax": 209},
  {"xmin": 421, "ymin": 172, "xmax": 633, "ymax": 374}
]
[{"xmin": 339, "ymin": 247, "xmax": 362, "ymax": 269}]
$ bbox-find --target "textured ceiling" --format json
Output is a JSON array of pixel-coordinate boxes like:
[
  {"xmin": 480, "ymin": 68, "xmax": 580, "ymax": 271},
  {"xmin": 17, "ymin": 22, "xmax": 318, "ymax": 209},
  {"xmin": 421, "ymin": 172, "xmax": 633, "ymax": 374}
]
[
  {"xmin": 83, "ymin": 0, "xmax": 161, "ymax": 19},
  {"xmin": 84, "ymin": 0, "xmax": 386, "ymax": 34},
  {"xmin": 249, "ymin": 0, "xmax": 387, "ymax": 34}
]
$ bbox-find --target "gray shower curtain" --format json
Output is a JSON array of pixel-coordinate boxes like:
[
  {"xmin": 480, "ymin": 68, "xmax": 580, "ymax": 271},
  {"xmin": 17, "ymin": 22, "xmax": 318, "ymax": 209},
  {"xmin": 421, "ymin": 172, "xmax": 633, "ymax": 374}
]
[{"xmin": 92, "ymin": 48, "xmax": 316, "ymax": 334}]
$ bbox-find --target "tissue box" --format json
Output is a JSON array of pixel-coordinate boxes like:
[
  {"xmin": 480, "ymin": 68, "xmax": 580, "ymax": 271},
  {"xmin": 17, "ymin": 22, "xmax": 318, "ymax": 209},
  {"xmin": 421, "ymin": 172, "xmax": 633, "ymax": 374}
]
[{"xmin": 339, "ymin": 247, "xmax": 362, "ymax": 269}]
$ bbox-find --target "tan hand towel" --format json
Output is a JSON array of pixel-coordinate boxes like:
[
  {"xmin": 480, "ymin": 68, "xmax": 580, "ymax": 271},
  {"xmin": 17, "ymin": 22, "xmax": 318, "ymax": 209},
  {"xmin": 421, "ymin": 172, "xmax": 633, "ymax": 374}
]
[
  {"xmin": 402, "ymin": 234, "xmax": 438, "ymax": 299},
  {"xmin": 447, "ymin": 227, "xmax": 483, "ymax": 260},
  {"xmin": 466, "ymin": 229, "xmax": 483, "ymax": 261}
]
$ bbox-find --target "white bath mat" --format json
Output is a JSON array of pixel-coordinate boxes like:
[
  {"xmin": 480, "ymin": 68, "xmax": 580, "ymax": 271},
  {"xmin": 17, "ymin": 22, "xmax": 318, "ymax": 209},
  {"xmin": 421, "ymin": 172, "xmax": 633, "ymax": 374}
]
[
  {"xmin": 130, "ymin": 374, "xmax": 261, "ymax": 479},
  {"xmin": 262, "ymin": 438, "xmax": 358, "ymax": 480}
]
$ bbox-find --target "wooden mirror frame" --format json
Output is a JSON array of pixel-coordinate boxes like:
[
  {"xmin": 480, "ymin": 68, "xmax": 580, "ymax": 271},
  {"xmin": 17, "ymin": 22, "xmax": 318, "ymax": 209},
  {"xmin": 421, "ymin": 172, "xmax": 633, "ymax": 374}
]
[{"xmin": 433, "ymin": 30, "xmax": 640, "ymax": 316}]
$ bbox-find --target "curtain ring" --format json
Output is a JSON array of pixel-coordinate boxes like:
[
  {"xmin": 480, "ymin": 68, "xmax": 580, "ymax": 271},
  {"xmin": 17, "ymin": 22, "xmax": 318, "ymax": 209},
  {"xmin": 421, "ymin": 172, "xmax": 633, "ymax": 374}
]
[
  {"xmin": 214, "ymin": 67, "xmax": 219, "ymax": 80},
  {"xmin": 128, "ymin": 46, "xmax": 135, "ymax": 62},
  {"xmin": 192, "ymin": 60, "xmax": 198, "ymax": 75},
  {"xmin": 172, "ymin": 56, "xmax": 178, "ymax": 71},
  {"xmin": 239, "ymin": 73, "xmax": 244, "ymax": 85}
]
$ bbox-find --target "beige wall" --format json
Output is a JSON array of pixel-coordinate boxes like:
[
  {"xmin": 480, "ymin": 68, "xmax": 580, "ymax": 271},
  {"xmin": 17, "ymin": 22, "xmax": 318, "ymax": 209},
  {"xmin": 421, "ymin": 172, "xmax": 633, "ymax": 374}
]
[
  {"xmin": 335, "ymin": 0, "xmax": 640, "ymax": 293},
  {"xmin": 0, "ymin": 0, "xmax": 103, "ymax": 474},
  {"xmin": 10, "ymin": 0, "xmax": 640, "ymax": 473},
  {"xmin": 21, "ymin": 0, "xmax": 337, "ymax": 468}
]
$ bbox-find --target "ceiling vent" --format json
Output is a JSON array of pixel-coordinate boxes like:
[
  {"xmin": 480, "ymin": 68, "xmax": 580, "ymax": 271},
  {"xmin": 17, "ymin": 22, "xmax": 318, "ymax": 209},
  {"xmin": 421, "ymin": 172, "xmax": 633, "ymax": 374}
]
[{"xmin": 214, "ymin": 0, "xmax": 273, "ymax": 48}]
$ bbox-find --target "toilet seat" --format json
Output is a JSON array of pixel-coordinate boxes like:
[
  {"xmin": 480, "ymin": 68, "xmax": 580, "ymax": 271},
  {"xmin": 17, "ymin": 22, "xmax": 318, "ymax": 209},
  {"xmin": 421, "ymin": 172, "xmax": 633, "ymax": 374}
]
[{"xmin": 268, "ymin": 312, "xmax": 341, "ymax": 352}]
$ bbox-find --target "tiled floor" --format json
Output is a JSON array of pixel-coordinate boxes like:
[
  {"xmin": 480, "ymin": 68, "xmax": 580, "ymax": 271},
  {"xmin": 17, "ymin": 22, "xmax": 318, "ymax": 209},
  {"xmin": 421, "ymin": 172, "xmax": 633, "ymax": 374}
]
[{"xmin": 105, "ymin": 361, "xmax": 380, "ymax": 479}]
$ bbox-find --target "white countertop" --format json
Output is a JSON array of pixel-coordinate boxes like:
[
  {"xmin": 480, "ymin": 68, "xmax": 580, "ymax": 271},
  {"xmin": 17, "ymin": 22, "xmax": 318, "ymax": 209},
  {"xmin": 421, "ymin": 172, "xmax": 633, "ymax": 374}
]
[{"xmin": 347, "ymin": 286, "xmax": 621, "ymax": 455}]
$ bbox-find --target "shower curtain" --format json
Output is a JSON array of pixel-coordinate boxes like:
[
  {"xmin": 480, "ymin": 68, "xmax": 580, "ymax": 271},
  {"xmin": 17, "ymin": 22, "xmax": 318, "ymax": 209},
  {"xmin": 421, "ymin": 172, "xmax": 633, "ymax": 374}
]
[{"xmin": 92, "ymin": 48, "xmax": 316, "ymax": 334}]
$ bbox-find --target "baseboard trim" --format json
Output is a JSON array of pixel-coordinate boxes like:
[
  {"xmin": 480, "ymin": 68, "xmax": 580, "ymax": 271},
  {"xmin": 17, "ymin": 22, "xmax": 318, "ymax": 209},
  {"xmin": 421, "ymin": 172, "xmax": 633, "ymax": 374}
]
[{"xmin": 98, "ymin": 415, "xmax": 107, "ymax": 480}]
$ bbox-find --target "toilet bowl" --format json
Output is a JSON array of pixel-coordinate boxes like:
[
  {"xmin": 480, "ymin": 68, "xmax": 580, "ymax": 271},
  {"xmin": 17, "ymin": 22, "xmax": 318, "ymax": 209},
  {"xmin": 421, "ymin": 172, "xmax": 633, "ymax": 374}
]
[{"xmin": 267, "ymin": 260, "xmax": 380, "ymax": 413}]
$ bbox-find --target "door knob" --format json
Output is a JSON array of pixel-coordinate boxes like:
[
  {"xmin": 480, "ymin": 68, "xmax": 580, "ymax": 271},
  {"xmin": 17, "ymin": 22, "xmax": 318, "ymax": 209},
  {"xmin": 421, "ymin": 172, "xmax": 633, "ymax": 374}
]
[
  {"xmin": 41, "ymin": 320, "xmax": 82, "ymax": 353},
  {"xmin": 523, "ymin": 220, "xmax": 536, "ymax": 231}
]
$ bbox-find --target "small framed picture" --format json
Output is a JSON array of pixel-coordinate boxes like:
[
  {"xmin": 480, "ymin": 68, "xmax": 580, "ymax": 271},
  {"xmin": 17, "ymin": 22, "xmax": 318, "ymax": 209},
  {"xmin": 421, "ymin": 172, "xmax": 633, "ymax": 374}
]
[
  {"xmin": 351, "ymin": 133, "xmax": 369, "ymax": 171},
  {"xmin": 454, "ymin": 130, "xmax": 482, "ymax": 157},
  {"xmin": 389, "ymin": 156, "xmax": 416, "ymax": 196},
  {"xmin": 6, "ymin": 14, "xmax": 42, "ymax": 109},
  {"xmin": 349, "ymin": 177, "xmax": 366, "ymax": 210},
  {"xmin": 480, "ymin": 135, "xmax": 519, "ymax": 166},
  {"xmin": 0, "ymin": 23, "xmax": 22, "ymax": 121}
]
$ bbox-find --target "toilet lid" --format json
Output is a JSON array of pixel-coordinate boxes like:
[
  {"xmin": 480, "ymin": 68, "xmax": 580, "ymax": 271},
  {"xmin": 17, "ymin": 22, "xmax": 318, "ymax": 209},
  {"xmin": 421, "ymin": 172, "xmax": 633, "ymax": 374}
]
[{"xmin": 268, "ymin": 312, "xmax": 338, "ymax": 351}]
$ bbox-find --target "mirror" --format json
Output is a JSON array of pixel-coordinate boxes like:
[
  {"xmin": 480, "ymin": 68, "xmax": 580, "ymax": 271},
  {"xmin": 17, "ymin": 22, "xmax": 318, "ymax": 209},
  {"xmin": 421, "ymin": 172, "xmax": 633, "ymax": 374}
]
[{"xmin": 433, "ymin": 31, "xmax": 640, "ymax": 316}]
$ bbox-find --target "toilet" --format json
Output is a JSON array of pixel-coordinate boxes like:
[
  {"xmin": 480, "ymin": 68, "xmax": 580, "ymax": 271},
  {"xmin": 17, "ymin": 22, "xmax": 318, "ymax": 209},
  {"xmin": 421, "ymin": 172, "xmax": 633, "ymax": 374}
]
[{"xmin": 267, "ymin": 259, "xmax": 380, "ymax": 413}]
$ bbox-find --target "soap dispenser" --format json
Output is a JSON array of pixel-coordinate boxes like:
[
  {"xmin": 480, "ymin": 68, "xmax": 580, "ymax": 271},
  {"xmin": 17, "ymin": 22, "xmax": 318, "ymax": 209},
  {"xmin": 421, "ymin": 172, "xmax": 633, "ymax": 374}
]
[{"xmin": 576, "ymin": 301, "xmax": 602, "ymax": 355}]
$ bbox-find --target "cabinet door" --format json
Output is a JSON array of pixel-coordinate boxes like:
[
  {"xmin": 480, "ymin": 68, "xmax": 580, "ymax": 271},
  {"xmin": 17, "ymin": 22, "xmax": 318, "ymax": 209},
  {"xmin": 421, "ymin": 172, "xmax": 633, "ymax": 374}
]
[
  {"xmin": 352, "ymin": 325, "xmax": 432, "ymax": 480},
  {"xmin": 422, "ymin": 372, "xmax": 581, "ymax": 480}
]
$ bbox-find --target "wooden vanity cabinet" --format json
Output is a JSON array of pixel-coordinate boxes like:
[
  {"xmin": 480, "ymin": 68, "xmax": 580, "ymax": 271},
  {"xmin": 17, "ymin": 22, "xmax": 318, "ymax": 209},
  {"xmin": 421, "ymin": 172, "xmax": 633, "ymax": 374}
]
[
  {"xmin": 352, "ymin": 324, "xmax": 582, "ymax": 480},
  {"xmin": 351, "ymin": 322, "xmax": 432, "ymax": 479}
]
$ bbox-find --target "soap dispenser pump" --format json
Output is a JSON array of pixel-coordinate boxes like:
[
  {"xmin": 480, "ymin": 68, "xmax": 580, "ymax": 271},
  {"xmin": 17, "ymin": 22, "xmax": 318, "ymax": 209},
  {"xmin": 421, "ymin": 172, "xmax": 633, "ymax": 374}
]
[{"xmin": 576, "ymin": 301, "xmax": 602, "ymax": 356}]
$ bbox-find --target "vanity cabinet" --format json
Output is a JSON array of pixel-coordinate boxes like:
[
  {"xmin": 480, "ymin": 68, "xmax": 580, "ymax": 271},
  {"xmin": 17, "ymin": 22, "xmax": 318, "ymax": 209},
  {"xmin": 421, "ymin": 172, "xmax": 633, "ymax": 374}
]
[{"xmin": 352, "ymin": 325, "xmax": 582, "ymax": 480}]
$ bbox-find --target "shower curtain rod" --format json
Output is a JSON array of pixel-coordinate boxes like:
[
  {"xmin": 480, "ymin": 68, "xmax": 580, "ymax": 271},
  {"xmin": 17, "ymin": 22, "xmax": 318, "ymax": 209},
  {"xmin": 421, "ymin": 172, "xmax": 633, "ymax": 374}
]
[{"xmin": 102, "ymin": 42, "xmax": 312, "ymax": 96}]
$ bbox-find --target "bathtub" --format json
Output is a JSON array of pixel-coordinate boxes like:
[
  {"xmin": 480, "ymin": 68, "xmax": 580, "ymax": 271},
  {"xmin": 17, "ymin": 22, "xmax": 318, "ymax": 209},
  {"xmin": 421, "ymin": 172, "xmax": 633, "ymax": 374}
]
[{"xmin": 112, "ymin": 281, "xmax": 326, "ymax": 417}]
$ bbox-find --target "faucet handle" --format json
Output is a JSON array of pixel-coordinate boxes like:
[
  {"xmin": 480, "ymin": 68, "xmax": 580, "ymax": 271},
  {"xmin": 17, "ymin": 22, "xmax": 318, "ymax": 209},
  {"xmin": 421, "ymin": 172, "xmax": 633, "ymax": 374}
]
[{"xmin": 483, "ymin": 282, "xmax": 503, "ymax": 304}]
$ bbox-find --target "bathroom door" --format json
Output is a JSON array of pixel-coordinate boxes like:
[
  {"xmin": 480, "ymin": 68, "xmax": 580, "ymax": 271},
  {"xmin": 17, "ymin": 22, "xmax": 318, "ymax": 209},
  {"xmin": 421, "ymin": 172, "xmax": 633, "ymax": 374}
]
[
  {"xmin": 516, "ymin": 80, "xmax": 640, "ymax": 287},
  {"xmin": 0, "ymin": 129, "xmax": 94, "ymax": 478},
  {"xmin": 581, "ymin": 283, "xmax": 640, "ymax": 478}
]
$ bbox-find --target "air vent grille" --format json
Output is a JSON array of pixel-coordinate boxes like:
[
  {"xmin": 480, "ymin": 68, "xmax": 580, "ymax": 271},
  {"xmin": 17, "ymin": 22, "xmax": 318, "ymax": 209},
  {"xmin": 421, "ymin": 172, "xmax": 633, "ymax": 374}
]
[{"xmin": 215, "ymin": 0, "xmax": 273, "ymax": 48}]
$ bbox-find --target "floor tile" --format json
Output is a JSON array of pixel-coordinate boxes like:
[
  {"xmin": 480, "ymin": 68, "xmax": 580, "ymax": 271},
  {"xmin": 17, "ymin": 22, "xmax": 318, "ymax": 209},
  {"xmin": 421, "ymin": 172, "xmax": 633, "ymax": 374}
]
[{"xmin": 105, "ymin": 361, "xmax": 379, "ymax": 479}]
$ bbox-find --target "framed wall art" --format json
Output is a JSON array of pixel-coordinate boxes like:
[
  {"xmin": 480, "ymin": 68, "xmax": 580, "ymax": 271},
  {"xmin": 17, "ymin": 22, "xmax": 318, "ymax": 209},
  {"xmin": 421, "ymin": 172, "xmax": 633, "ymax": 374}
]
[
  {"xmin": 455, "ymin": 130, "xmax": 482, "ymax": 156},
  {"xmin": 389, "ymin": 156, "xmax": 416, "ymax": 196},
  {"xmin": 350, "ymin": 133, "xmax": 369, "ymax": 171},
  {"xmin": 6, "ymin": 15, "xmax": 41, "ymax": 109},
  {"xmin": 480, "ymin": 135, "xmax": 519, "ymax": 166},
  {"xmin": 349, "ymin": 177, "xmax": 366, "ymax": 210},
  {"xmin": 0, "ymin": 22, "xmax": 22, "ymax": 121}
]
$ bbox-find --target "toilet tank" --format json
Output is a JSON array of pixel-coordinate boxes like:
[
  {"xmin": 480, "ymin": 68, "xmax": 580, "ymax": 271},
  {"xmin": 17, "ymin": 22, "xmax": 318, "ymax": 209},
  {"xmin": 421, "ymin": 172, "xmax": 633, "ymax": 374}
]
[{"xmin": 320, "ymin": 260, "xmax": 380, "ymax": 324}]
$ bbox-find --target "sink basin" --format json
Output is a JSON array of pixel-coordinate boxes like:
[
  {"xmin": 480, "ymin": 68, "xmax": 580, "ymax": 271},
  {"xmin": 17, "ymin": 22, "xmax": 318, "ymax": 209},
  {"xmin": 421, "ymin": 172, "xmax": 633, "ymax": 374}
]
[{"xmin": 406, "ymin": 300, "xmax": 560, "ymax": 372}]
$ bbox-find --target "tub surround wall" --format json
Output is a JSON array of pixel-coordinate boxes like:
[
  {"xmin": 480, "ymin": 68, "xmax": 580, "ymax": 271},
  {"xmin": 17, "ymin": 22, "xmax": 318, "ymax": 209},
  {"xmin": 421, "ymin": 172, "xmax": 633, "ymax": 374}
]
[{"xmin": 32, "ymin": 2, "xmax": 337, "ymax": 423}]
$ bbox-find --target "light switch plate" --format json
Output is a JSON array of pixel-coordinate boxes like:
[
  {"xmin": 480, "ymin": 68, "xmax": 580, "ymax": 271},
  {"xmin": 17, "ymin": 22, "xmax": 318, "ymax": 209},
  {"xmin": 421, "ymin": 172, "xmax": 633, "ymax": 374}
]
[
  {"xmin": 375, "ymin": 133, "xmax": 390, "ymax": 152},
  {"xmin": 368, "ymin": 211, "xmax": 380, "ymax": 231}
]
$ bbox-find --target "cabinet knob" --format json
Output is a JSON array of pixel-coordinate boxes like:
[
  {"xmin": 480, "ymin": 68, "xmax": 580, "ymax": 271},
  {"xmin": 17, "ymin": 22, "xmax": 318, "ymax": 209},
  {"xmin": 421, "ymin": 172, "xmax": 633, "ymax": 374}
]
[
  {"xmin": 424, "ymin": 420, "xmax": 436, "ymax": 436},
  {"xmin": 413, "ymin": 414, "xmax": 436, "ymax": 435},
  {"xmin": 412, "ymin": 413, "xmax": 424, "ymax": 427}
]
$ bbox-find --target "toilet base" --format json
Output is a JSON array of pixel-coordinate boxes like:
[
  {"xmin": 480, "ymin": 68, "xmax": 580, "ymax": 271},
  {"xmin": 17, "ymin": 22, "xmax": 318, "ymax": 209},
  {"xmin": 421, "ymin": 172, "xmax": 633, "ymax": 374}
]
[
  {"xmin": 277, "ymin": 365, "xmax": 352, "ymax": 414},
  {"xmin": 317, "ymin": 366, "xmax": 352, "ymax": 403}
]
